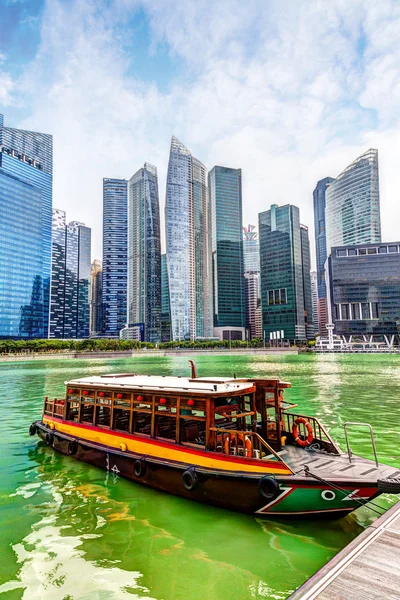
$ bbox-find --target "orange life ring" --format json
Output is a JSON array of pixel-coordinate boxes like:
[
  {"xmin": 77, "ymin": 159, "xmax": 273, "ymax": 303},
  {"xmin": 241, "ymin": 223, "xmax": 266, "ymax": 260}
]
[
  {"xmin": 224, "ymin": 433, "xmax": 252, "ymax": 457},
  {"xmin": 292, "ymin": 417, "xmax": 314, "ymax": 447}
]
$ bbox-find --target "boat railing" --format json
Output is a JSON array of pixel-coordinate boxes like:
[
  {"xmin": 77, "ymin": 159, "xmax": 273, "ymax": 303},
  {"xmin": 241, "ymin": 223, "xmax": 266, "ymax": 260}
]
[
  {"xmin": 210, "ymin": 426, "xmax": 292, "ymax": 469},
  {"xmin": 344, "ymin": 422, "xmax": 379, "ymax": 467},
  {"xmin": 282, "ymin": 412, "xmax": 341, "ymax": 453},
  {"xmin": 43, "ymin": 396, "xmax": 65, "ymax": 418}
]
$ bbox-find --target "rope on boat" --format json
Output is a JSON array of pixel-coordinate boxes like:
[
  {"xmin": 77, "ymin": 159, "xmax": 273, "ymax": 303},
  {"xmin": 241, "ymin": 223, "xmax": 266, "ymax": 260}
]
[{"xmin": 302, "ymin": 466, "xmax": 386, "ymax": 517}]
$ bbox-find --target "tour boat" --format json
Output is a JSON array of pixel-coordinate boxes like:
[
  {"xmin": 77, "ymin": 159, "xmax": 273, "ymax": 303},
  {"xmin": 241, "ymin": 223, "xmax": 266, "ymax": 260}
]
[{"xmin": 30, "ymin": 361, "xmax": 400, "ymax": 518}]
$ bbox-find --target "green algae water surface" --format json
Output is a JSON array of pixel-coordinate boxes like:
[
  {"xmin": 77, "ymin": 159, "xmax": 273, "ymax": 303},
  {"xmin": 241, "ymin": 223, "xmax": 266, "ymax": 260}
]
[{"xmin": 1, "ymin": 353, "xmax": 400, "ymax": 599}]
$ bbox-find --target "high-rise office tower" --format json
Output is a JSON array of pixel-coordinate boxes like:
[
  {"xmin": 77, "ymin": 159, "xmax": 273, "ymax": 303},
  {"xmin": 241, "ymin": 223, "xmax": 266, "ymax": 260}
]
[
  {"xmin": 300, "ymin": 224, "xmax": 314, "ymax": 339},
  {"xmin": 90, "ymin": 259, "xmax": 102, "ymax": 336},
  {"xmin": 259, "ymin": 204, "xmax": 309, "ymax": 341},
  {"xmin": 161, "ymin": 253, "xmax": 171, "ymax": 342},
  {"xmin": 243, "ymin": 224, "xmax": 260, "ymax": 272},
  {"xmin": 310, "ymin": 271, "xmax": 318, "ymax": 336},
  {"xmin": 0, "ymin": 113, "xmax": 52, "ymax": 338},
  {"xmin": 209, "ymin": 166, "xmax": 245, "ymax": 338},
  {"xmin": 127, "ymin": 163, "xmax": 161, "ymax": 343},
  {"xmin": 243, "ymin": 225, "xmax": 261, "ymax": 339},
  {"xmin": 313, "ymin": 177, "xmax": 334, "ymax": 334},
  {"xmin": 102, "ymin": 178, "xmax": 128, "ymax": 337},
  {"xmin": 49, "ymin": 210, "xmax": 91, "ymax": 338},
  {"xmin": 165, "ymin": 137, "xmax": 212, "ymax": 341},
  {"xmin": 326, "ymin": 149, "xmax": 381, "ymax": 253}
]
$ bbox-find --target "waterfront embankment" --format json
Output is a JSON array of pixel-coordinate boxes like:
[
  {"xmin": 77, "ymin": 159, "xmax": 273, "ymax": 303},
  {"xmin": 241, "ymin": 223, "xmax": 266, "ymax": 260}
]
[{"xmin": 0, "ymin": 347, "xmax": 299, "ymax": 362}]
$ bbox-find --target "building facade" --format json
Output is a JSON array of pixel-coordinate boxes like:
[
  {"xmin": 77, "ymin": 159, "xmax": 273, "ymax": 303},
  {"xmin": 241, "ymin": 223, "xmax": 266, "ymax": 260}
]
[
  {"xmin": 0, "ymin": 113, "xmax": 52, "ymax": 338},
  {"xmin": 165, "ymin": 137, "xmax": 212, "ymax": 341},
  {"xmin": 49, "ymin": 210, "xmax": 91, "ymax": 338},
  {"xmin": 90, "ymin": 259, "xmax": 102, "ymax": 336},
  {"xmin": 311, "ymin": 271, "xmax": 318, "ymax": 336},
  {"xmin": 102, "ymin": 178, "xmax": 128, "ymax": 337},
  {"xmin": 160, "ymin": 253, "xmax": 172, "ymax": 342},
  {"xmin": 127, "ymin": 163, "xmax": 161, "ymax": 343},
  {"xmin": 209, "ymin": 166, "xmax": 245, "ymax": 336},
  {"xmin": 243, "ymin": 225, "xmax": 261, "ymax": 339},
  {"xmin": 313, "ymin": 177, "xmax": 334, "ymax": 334},
  {"xmin": 259, "ymin": 204, "xmax": 309, "ymax": 342},
  {"xmin": 327, "ymin": 242, "xmax": 400, "ymax": 346},
  {"xmin": 300, "ymin": 225, "xmax": 314, "ymax": 339},
  {"xmin": 326, "ymin": 149, "xmax": 381, "ymax": 254}
]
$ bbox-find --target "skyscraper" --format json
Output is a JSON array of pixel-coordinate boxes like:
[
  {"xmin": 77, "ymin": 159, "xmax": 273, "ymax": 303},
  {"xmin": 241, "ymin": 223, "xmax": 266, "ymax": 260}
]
[
  {"xmin": 90, "ymin": 259, "xmax": 102, "ymax": 336},
  {"xmin": 161, "ymin": 253, "xmax": 171, "ymax": 342},
  {"xmin": 313, "ymin": 177, "xmax": 334, "ymax": 334},
  {"xmin": 209, "ymin": 166, "xmax": 245, "ymax": 337},
  {"xmin": 300, "ymin": 224, "xmax": 314, "ymax": 339},
  {"xmin": 259, "ymin": 204, "xmax": 309, "ymax": 341},
  {"xmin": 310, "ymin": 271, "xmax": 318, "ymax": 335},
  {"xmin": 165, "ymin": 137, "xmax": 212, "ymax": 341},
  {"xmin": 243, "ymin": 225, "xmax": 261, "ymax": 339},
  {"xmin": 49, "ymin": 210, "xmax": 91, "ymax": 338},
  {"xmin": 243, "ymin": 224, "xmax": 260, "ymax": 272},
  {"xmin": 0, "ymin": 113, "xmax": 52, "ymax": 338},
  {"xmin": 102, "ymin": 178, "xmax": 128, "ymax": 337},
  {"xmin": 127, "ymin": 163, "xmax": 161, "ymax": 342},
  {"xmin": 326, "ymin": 149, "xmax": 381, "ymax": 253}
]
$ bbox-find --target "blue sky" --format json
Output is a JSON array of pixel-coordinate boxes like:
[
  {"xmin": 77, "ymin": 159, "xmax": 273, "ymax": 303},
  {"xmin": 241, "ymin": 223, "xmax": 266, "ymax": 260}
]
[{"xmin": 1, "ymin": 0, "xmax": 400, "ymax": 259}]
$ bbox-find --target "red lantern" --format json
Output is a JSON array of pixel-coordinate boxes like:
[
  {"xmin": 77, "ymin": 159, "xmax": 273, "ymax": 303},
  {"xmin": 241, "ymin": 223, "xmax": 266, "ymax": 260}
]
[
  {"xmin": 68, "ymin": 389, "xmax": 74, "ymax": 394},
  {"xmin": 188, "ymin": 399, "xmax": 195, "ymax": 406},
  {"xmin": 99, "ymin": 392, "xmax": 105, "ymax": 397},
  {"xmin": 116, "ymin": 393, "xmax": 123, "ymax": 399},
  {"xmin": 83, "ymin": 390, "xmax": 88, "ymax": 396},
  {"xmin": 160, "ymin": 397, "xmax": 166, "ymax": 404},
  {"xmin": 137, "ymin": 395, "xmax": 143, "ymax": 401}
]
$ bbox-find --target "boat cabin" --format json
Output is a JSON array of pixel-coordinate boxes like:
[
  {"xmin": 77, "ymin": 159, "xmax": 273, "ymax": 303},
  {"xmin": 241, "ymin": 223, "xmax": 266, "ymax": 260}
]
[{"xmin": 43, "ymin": 372, "xmax": 339, "ymax": 458}]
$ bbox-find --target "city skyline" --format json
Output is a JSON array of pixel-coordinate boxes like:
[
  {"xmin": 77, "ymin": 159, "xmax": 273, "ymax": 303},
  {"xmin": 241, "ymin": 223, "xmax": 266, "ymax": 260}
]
[{"xmin": 1, "ymin": 1, "xmax": 399, "ymax": 261}]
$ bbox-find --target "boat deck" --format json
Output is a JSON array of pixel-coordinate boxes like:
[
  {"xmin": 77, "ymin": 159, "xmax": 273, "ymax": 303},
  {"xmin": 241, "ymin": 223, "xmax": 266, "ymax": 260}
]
[{"xmin": 279, "ymin": 445, "xmax": 400, "ymax": 481}]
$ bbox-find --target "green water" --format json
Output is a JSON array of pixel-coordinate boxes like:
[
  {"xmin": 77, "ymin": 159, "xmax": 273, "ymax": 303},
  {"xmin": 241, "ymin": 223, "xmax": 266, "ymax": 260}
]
[{"xmin": 1, "ymin": 353, "xmax": 400, "ymax": 599}]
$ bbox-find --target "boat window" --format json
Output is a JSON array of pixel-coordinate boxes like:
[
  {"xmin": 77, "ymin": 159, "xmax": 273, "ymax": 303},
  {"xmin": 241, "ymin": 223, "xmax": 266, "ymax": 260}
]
[
  {"xmin": 133, "ymin": 412, "xmax": 152, "ymax": 436},
  {"xmin": 155, "ymin": 396, "xmax": 177, "ymax": 414},
  {"xmin": 80, "ymin": 404, "xmax": 95, "ymax": 424},
  {"xmin": 113, "ymin": 408, "xmax": 130, "ymax": 432},
  {"xmin": 133, "ymin": 394, "xmax": 152, "ymax": 412},
  {"xmin": 155, "ymin": 414, "xmax": 176, "ymax": 440},
  {"xmin": 66, "ymin": 401, "xmax": 79, "ymax": 422},
  {"xmin": 95, "ymin": 405, "xmax": 111, "ymax": 428},
  {"xmin": 180, "ymin": 419, "xmax": 206, "ymax": 446}
]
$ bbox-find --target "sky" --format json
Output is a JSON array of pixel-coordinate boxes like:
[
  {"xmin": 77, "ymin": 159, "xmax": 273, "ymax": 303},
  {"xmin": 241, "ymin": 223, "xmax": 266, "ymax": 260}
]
[{"xmin": 1, "ymin": 0, "xmax": 400, "ymax": 263}]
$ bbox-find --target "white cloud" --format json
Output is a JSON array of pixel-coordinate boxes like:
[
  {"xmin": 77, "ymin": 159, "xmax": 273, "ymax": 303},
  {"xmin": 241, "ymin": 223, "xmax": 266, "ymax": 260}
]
[{"xmin": 12, "ymin": 0, "xmax": 400, "ymax": 261}]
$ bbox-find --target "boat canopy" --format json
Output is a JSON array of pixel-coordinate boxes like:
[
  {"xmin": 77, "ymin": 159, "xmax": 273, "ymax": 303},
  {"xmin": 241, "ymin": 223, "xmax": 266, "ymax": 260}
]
[{"xmin": 64, "ymin": 374, "xmax": 258, "ymax": 395}]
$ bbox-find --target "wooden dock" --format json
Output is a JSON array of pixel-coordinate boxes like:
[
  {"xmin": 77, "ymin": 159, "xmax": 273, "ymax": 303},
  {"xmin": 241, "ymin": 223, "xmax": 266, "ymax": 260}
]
[{"xmin": 288, "ymin": 500, "xmax": 400, "ymax": 600}]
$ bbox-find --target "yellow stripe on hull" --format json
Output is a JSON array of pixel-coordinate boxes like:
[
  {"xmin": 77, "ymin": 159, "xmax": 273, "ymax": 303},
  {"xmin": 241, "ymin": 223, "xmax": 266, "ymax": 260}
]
[{"xmin": 43, "ymin": 417, "xmax": 292, "ymax": 475}]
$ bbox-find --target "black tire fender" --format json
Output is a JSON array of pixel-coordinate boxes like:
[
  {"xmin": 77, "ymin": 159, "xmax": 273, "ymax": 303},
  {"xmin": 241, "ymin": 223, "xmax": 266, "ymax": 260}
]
[
  {"xmin": 378, "ymin": 478, "xmax": 400, "ymax": 494},
  {"xmin": 182, "ymin": 467, "xmax": 198, "ymax": 492},
  {"xmin": 68, "ymin": 440, "xmax": 78, "ymax": 456},
  {"xmin": 259, "ymin": 476, "xmax": 280, "ymax": 500},
  {"xmin": 134, "ymin": 458, "xmax": 146, "ymax": 478},
  {"xmin": 29, "ymin": 422, "xmax": 37, "ymax": 436},
  {"xmin": 45, "ymin": 432, "xmax": 54, "ymax": 446}
]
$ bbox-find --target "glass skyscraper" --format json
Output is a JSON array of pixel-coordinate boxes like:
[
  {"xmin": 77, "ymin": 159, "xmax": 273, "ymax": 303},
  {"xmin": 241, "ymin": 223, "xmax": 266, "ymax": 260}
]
[
  {"xmin": 49, "ymin": 210, "xmax": 91, "ymax": 338},
  {"xmin": 313, "ymin": 177, "xmax": 334, "ymax": 334},
  {"xmin": 0, "ymin": 113, "xmax": 52, "ymax": 338},
  {"xmin": 209, "ymin": 166, "xmax": 245, "ymax": 331},
  {"xmin": 165, "ymin": 137, "xmax": 212, "ymax": 341},
  {"xmin": 102, "ymin": 178, "xmax": 128, "ymax": 337},
  {"xmin": 127, "ymin": 163, "xmax": 161, "ymax": 343},
  {"xmin": 243, "ymin": 224, "xmax": 260, "ymax": 272},
  {"xmin": 243, "ymin": 225, "xmax": 261, "ymax": 339},
  {"xmin": 326, "ymin": 149, "xmax": 381, "ymax": 253},
  {"xmin": 259, "ymin": 204, "xmax": 309, "ymax": 341}
]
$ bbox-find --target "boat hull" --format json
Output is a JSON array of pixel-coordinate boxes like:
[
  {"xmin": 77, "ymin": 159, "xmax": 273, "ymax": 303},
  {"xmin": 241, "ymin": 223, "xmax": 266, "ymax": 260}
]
[{"xmin": 34, "ymin": 421, "xmax": 380, "ymax": 518}]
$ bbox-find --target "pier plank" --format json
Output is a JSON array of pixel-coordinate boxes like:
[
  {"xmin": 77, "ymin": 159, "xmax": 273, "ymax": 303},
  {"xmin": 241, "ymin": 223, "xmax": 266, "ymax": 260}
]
[{"xmin": 288, "ymin": 501, "xmax": 400, "ymax": 600}]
